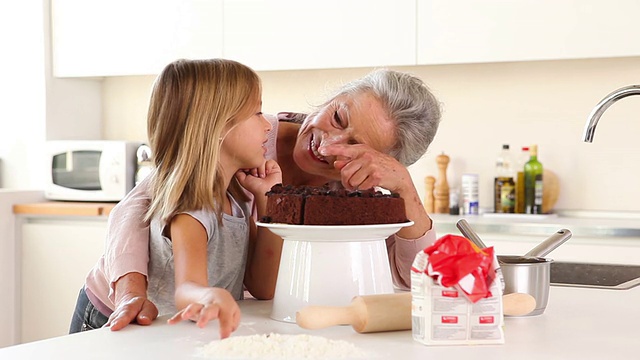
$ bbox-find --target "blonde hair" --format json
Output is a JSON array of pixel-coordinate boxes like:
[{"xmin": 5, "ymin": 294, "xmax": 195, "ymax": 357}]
[{"xmin": 145, "ymin": 59, "xmax": 261, "ymax": 225}]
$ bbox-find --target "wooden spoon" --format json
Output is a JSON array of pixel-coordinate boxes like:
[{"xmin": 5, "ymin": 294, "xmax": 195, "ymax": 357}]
[{"xmin": 503, "ymin": 292, "xmax": 537, "ymax": 316}]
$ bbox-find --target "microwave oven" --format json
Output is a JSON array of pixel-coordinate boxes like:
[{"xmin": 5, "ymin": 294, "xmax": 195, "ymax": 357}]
[{"xmin": 45, "ymin": 140, "xmax": 143, "ymax": 202}]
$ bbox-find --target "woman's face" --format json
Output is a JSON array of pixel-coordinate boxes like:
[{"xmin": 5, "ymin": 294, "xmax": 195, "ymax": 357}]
[{"xmin": 293, "ymin": 91, "xmax": 396, "ymax": 179}]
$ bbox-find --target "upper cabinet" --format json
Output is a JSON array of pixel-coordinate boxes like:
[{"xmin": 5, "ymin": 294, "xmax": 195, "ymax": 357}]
[
  {"xmin": 51, "ymin": 0, "xmax": 223, "ymax": 77},
  {"xmin": 222, "ymin": 0, "xmax": 416, "ymax": 71},
  {"xmin": 417, "ymin": 0, "xmax": 640, "ymax": 65},
  {"xmin": 52, "ymin": 0, "xmax": 414, "ymax": 76},
  {"xmin": 51, "ymin": 0, "xmax": 640, "ymax": 77}
]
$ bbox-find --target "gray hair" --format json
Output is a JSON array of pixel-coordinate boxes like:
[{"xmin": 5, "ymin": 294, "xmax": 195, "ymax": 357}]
[{"xmin": 334, "ymin": 69, "xmax": 442, "ymax": 166}]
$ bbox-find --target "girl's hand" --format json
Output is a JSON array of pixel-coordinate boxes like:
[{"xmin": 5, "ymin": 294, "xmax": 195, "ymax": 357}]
[
  {"xmin": 167, "ymin": 288, "xmax": 241, "ymax": 339},
  {"xmin": 319, "ymin": 143, "xmax": 412, "ymax": 194},
  {"xmin": 236, "ymin": 159, "xmax": 283, "ymax": 196}
]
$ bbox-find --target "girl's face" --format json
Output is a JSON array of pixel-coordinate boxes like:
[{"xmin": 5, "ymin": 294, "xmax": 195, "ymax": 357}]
[
  {"xmin": 293, "ymin": 92, "xmax": 396, "ymax": 179},
  {"xmin": 221, "ymin": 103, "xmax": 271, "ymax": 171}
]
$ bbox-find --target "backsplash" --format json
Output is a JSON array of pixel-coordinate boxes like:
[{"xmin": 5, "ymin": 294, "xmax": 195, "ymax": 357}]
[{"xmin": 102, "ymin": 57, "xmax": 640, "ymax": 213}]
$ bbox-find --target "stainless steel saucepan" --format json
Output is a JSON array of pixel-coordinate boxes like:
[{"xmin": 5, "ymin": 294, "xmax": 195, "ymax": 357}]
[{"xmin": 456, "ymin": 219, "xmax": 572, "ymax": 316}]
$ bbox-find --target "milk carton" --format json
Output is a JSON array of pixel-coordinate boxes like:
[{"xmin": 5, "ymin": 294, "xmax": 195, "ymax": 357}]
[{"xmin": 411, "ymin": 235, "xmax": 505, "ymax": 345}]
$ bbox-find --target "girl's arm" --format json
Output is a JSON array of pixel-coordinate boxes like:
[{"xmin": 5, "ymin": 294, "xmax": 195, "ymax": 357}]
[
  {"xmin": 243, "ymin": 201, "xmax": 284, "ymax": 300},
  {"xmin": 235, "ymin": 160, "xmax": 283, "ymax": 300},
  {"xmin": 166, "ymin": 214, "xmax": 240, "ymax": 339}
]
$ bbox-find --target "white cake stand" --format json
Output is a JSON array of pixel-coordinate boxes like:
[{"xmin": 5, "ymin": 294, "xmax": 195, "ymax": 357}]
[{"xmin": 256, "ymin": 221, "xmax": 414, "ymax": 323}]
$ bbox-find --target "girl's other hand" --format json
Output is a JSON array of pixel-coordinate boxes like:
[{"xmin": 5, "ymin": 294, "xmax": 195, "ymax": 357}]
[
  {"xmin": 167, "ymin": 288, "xmax": 241, "ymax": 339},
  {"xmin": 236, "ymin": 159, "xmax": 282, "ymax": 196}
]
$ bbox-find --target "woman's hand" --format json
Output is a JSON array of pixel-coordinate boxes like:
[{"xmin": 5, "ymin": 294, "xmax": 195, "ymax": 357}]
[
  {"xmin": 105, "ymin": 272, "xmax": 159, "ymax": 331},
  {"xmin": 235, "ymin": 159, "xmax": 283, "ymax": 196},
  {"xmin": 319, "ymin": 143, "xmax": 432, "ymax": 240},
  {"xmin": 105, "ymin": 296, "xmax": 158, "ymax": 331},
  {"xmin": 319, "ymin": 143, "xmax": 412, "ymax": 193},
  {"xmin": 167, "ymin": 287, "xmax": 241, "ymax": 339}
]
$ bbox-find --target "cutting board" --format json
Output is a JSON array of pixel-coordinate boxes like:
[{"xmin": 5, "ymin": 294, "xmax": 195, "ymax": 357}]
[{"xmin": 543, "ymin": 169, "xmax": 559, "ymax": 213}]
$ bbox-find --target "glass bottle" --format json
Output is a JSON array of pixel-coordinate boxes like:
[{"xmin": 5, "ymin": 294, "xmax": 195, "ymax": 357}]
[
  {"xmin": 514, "ymin": 146, "xmax": 529, "ymax": 213},
  {"xmin": 524, "ymin": 144, "xmax": 543, "ymax": 214},
  {"xmin": 494, "ymin": 144, "xmax": 515, "ymax": 213}
]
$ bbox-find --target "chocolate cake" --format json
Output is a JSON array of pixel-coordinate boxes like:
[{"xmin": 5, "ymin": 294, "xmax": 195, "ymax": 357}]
[{"xmin": 262, "ymin": 184, "xmax": 408, "ymax": 225}]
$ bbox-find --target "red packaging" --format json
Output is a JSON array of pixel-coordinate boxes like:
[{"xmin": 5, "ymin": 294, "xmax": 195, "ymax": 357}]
[
  {"xmin": 422, "ymin": 234, "xmax": 497, "ymax": 302},
  {"xmin": 411, "ymin": 234, "xmax": 505, "ymax": 345}
]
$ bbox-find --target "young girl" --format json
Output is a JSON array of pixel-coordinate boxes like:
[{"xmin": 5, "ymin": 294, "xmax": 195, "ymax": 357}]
[{"xmin": 69, "ymin": 58, "xmax": 282, "ymax": 339}]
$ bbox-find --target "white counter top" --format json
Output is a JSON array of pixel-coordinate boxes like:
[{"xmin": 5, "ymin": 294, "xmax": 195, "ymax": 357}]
[
  {"xmin": 1, "ymin": 285, "xmax": 638, "ymax": 359},
  {"xmin": 431, "ymin": 212, "xmax": 640, "ymax": 238},
  {"xmin": 430, "ymin": 212, "xmax": 640, "ymax": 265}
]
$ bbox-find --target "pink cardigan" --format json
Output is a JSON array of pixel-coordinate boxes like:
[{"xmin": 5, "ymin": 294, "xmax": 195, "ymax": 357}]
[{"xmin": 84, "ymin": 115, "xmax": 437, "ymax": 310}]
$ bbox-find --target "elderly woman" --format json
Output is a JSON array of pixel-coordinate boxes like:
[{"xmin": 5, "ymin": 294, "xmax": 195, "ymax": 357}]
[{"xmin": 96, "ymin": 68, "xmax": 442, "ymax": 330}]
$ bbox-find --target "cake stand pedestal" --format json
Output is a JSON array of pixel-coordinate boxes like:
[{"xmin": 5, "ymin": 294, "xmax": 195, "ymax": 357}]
[{"xmin": 256, "ymin": 221, "xmax": 414, "ymax": 323}]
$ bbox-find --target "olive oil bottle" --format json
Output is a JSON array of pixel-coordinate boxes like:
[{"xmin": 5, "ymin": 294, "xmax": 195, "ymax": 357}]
[
  {"xmin": 514, "ymin": 146, "xmax": 529, "ymax": 213},
  {"xmin": 524, "ymin": 145, "xmax": 543, "ymax": 214}
]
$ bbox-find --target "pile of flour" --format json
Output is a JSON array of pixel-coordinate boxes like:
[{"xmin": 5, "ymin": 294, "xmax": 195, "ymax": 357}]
[{"xmin": 196, "ymin": 333, "xmax": 371, "ymax": 359}]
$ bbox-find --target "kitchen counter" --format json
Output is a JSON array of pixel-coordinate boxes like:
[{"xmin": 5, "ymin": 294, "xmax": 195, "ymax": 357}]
[
  {"xmin": 13, "ymin": 201, "xmax": 116, "ymax": 217},
  {"xmin": 0, "ymin": 285, "xmax": 637, "ymax": 359},
  {"xmin": 12, "ymin": 203, "xmax": 640, "ymax": 237},
  {"xmin": 431, "ymin": 212, "xmax": 640, "ymax": 238},
  {"xmin": 431, "ymin": 213, "xmax": 640, "ymax": 266}
]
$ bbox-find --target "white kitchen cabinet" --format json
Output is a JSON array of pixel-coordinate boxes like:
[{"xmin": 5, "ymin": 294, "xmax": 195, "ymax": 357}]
[
  {"xmin": 51, "ymin": 0, "xmax": 640, "ymax": 76},
  {"xmin": 20, "ymin": 218, "xmax": 106, "ymax": 343},
  {"xmin": 417, "ymin": 0, "xmax": 640, "ymax": 65},
  {"xmin": 222, "ymin": 0, "xmax": 416, "ymax": 71},
  {"xmin": 51, "ymin": 0, "xmax": 223, "ymax": 77},
  {"xmin": 52, "ymin": 0, "xmax": 415, "ymax": 76}
]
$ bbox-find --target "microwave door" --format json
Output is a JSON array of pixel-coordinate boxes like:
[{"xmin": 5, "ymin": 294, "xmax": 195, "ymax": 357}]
[{"xmin": 51, "ymin": 150, "xmax": 101, "ymax": 190}]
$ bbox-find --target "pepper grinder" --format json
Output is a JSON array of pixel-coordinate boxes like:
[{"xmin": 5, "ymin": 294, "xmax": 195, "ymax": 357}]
[
  {"xmin": 434, "ymin": 152, "xmax": 450, "ymax": 214},
  {"xmin": 424, "ymin": 176, "xmax": 435, "ymax": 213}
]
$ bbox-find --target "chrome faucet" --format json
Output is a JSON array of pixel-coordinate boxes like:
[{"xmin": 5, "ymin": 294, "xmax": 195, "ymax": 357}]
[{"xmin": 583, "ymin": 85, "xmax": 640, "ymax": 142}]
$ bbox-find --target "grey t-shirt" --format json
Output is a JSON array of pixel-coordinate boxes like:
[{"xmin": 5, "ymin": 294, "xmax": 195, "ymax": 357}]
[{"xmin": 147, "ymin": 194, "xmax": 251, "ymax": 316}]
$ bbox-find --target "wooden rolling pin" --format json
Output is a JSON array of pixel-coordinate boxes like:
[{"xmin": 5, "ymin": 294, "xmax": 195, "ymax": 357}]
[
  {"xmin": 296, "ymin": 292, "xmax": 536, "ymax": 333},
  {"xmin": 296, "ymin": 293, "xmax": 412, "ymax": 333}
]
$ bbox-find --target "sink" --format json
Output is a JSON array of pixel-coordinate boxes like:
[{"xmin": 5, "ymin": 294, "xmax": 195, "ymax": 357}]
[{"xmin": 551, "ymin": 262, "xmax": 640, "ymax": 290}]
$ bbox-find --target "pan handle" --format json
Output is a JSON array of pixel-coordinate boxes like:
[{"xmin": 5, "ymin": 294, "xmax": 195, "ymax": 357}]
[
  {"xmin": 456, "ymin": 219, "xmax": 488, "ymax": 249},
  {"xmin": 524, "ymin": 229, "xmax": 572, "ymax": 258}
]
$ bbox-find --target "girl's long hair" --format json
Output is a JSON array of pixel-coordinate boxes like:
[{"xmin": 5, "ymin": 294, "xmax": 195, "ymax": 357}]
[{"xmin": 144, "ymin": 59, "xmax": 261, "ymax": 225}]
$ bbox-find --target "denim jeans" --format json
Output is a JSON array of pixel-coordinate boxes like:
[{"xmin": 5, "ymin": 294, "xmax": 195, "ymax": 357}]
[{"xmin": 69, "ymin": 288, "xmax": 109, "ymax": 334}]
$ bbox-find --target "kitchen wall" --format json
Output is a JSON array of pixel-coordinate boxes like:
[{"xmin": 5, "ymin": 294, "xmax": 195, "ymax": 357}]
[
  {"xmin": 102, "ymin": 56, "xmax": 640, "ymax": 213},
  {"xmin": 0, "ymin": 0, "xmax": 102, "ymax": 190}
]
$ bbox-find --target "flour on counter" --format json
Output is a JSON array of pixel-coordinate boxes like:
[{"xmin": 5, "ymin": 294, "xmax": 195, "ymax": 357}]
[{"xmin": 196, "ymin": 333, "xmax": 371, "ymax": 359}]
